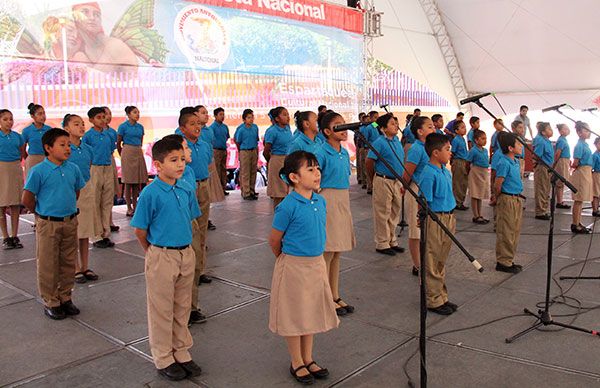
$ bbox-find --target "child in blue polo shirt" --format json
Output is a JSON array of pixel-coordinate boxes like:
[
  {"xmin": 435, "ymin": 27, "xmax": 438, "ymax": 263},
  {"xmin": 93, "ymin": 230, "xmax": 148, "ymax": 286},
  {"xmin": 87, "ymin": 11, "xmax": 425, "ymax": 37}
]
[
  {"xmin": 366, "ymin": 113, "xmax": 406, "ymax": 256},
  {"xmin": 489, "ymin": 118, "xmax": 504, "ymax": 162},
  {"xmin": 101, "ymin": 106, "xmax": 121, "ymax": 232},
  {"xmin": 592, "ymin": 137, "xmax": 600, "ymax": 217},
  {"xmin": 83, "ymin": 107, "xmax": 115, "ymax": 249},
  {"xmin": 492, "ymin": 133, "xmax": 524, "ymax": 274},
  {"xmin": 264, "ymin": 106, "xmax": 293, "ymax": 208},
  {"xmin": 269, "ymin": 150, "xmax": 339, "ymax": 385},
  {"xmin": 466, "ymin": 116, "xmax": 480, "ymax": 150},
  {"xmin": 571, "ymin": 121, "xmax": 593, "ymax": 234},
  {"xmin": 208, "ymin": 107, "xmax": 230, "ymax": 196},
  {"xmin": 131, "ymin": 138, "xmax": 202, "ymax": 381},
  {"xmin": 451, "ymin": 120, "xmax": 469, "ymax": 210},
  {"xmin": 431, "ymin": 114, "xmax": 445, "ymax": 135},
  {"xmin": 0, "ymin": 109, "xmax": 25, "ymax": 250},
  {"xmin": 554, "ymin": 124, "xmax": 572, "ymax": 209},
  {"xmin": 466, "ymin": 129, "xmax": 490, "ymax": 224},
  {"xmin": 22, "ymin": 128, "xmax": 85, "ymax": 320},
  {"xmin": 198, "ymin": 106, "xmax": 224, "ymax": 227},
  {"xmin": 533, "ymin": 122, "xmax": 554, "ymax": 219},
  {"xmin": 22, "ymin": 103, "xmax": 51, "ymax": 176},
  {"xmin": 362, "ymin": 111, "xmax": 381, "ymax": 194},
  {"xmin": 288, "ymin": 111, "xmax": 321, "ymax": 154},
  {"xmin": 234, "ymin": 109, "xmax": 260, "ymax": 200},
  {"xmin": 419, "ymin": 133, "xmax": 457, "ymax": 315}
]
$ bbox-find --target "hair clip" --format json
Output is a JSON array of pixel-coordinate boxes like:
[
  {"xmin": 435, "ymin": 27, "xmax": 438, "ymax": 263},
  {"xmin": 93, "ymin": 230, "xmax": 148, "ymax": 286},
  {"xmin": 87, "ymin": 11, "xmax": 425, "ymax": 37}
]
[{"xmin": 279, "ymin": 173, "xmax": 290, "ymax": 185}]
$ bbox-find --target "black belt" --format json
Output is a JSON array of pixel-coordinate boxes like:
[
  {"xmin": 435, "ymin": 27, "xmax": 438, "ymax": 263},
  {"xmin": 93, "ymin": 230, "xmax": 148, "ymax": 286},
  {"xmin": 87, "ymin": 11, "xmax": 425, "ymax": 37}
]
[
  {"xmin": 241, "ymin": 148, "xmax": 257, "ymax": 151},
  {"xmin": 435, "ymin": 210, "xmax": 454, "ymax": 215},
  {"xmin": 197, "ymin": 178, "xmax": 208, "ymax": 182},
  {"xmin": 375, "ymin": 173, "xmax": 396, "ymax": 180},
  {"xmin": 92, "ymin": 164, "xmax": 111, "ymax": 166},
  {"xmin": 501, "ymin": 192, "xmax": 526, "ymax": 199},
  {"xmin": 37, "ymin": 211, "xmax": 79, "ymax": 222},
  {"xmin": 153, "ymin": 244, "xmax": 189, "ymax": 250}
]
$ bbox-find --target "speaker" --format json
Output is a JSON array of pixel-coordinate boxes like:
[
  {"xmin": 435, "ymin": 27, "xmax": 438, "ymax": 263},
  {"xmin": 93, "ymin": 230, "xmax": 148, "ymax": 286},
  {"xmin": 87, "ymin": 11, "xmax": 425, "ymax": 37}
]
[{"xmin": 347, "ymin": 0, "xmax": 359, "ymax": 8}]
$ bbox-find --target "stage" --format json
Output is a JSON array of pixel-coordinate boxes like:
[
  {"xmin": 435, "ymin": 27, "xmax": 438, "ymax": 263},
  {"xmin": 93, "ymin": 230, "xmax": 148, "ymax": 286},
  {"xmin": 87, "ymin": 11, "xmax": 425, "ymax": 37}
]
[{"xmin": 1, "ymin": 177, "xmax": 600, "ymax": 387}]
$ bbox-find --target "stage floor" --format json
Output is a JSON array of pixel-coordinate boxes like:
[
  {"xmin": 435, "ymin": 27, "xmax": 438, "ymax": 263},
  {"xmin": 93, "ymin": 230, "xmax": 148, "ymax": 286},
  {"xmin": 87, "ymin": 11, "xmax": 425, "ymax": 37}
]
[{"xmin": 2, "ymin": 177, "xmax": 600, "ymax": 387}]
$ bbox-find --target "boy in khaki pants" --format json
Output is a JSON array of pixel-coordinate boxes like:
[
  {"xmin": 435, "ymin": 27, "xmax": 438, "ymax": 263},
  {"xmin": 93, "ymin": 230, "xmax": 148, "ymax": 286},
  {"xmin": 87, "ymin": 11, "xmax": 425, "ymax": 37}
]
[
  {"xmin": 131, "ymin": 138, "xmax": 202, "ymax": 381},
  {"xmin": 23, "ymin": 128, "xmax": 85, "ymax": 320},
  {"xmin": 419, "ymin": 133, "xmax": 457, "ymax": 316}
]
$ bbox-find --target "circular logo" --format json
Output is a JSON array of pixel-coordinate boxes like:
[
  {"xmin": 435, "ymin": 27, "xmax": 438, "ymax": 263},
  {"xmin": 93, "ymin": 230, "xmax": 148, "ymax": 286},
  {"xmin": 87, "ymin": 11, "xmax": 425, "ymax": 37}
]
[{"xmin": 174, "ymin": 5, "xmax": 230, "ymax": 69}]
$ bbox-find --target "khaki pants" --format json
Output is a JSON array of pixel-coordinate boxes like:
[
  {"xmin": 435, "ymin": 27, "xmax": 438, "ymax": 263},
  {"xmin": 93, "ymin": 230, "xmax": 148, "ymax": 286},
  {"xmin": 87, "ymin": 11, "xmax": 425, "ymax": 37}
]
[
  {"xmin": 239, "ymin": 149, "xmax": 258, "ymax": 197},
  {"xmin": 90, "ymin": 165, "xmax": 114, "ymax": 238},
  {"xmin": 192, "ymin": 180, "xmax": 210, "ymax": 310},
  {"xmin": 358, "ymin": 148, "xmax": 367, "ymax": 185},
  {"xmin": 496, "ymin": 195, "xmax": 523, "ymax": 267},
  {"xmin": 323, "ymin": 251, "xmax": 340, "ymax": 299},
  {"xmin": 372, "ymin": 175, "xmax": 402, "ymax": 249},
  {"xmin": 534, "ymin": 164, "xmax": 550, "ymax": 216},
  {"xmin": 366, "ymin": 152, "xmax": 374, "ymax": 191},
  {"xmin": 425, "ymin": 213, "xmax": 456, "ymax": 308},
  {"xmin": 213, "ymin": 149, "xmax": 228, "ymax": 191},
  {"xmin": 451, "ymin": 159, "xmax": 468, "ymax": 205},
  {"xmin": 36, "ymin": 217, "xmax": 78, "ymax": 307},
  {"xmin": 145, "ymin": 245, "xmax": 195, "ymax": 369}
]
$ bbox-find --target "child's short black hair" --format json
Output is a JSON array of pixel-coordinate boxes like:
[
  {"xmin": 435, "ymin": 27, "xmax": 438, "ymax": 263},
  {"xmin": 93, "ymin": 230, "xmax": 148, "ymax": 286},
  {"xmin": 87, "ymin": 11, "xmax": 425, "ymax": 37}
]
[
  {"xmin": 511, "ymin": 120, "xmax": 523, "ymax": 130},
  {"xmin": 410, "ymin": 115, "xmax": 430, "ymax": 139},
  {"xmin": 358, "ymin": 112, "xmax": 366, "ymax": 120},
  {"xmin": 279, "ymin": 151, "xmax": 319, "ymax": 187},
  {"xmin": 178, "ymin": 113, "xmax": 196, "ymax": 128},
  {"xmin": 63, "ymin": 113, "xmax": 81, "ymax": 127},
  {"xmin": 87, "ymin": 107, "xmax": 104, "ymax": 119},
  {"xmin": 536, "ymin": 121, "xmax": 550, "ymax": 133},
  {"xmin": 498, "ymin": 132, "xmax": 519, "ymax": 154},
  {"xmin": 0, "ymin": 109, "xmax": 12, "ymax": 117},
  {"xmin": 152, "ymin": 138, "xmax": 183, "ymax": 163},
  {"xmin": 431, "ymin": 113, "xmax": 442, "ymax": 123},
  {"xmin": 214, "ymin": 107, "xmax": 224, "ymax": 116},
  {"xmin": 27, "ymin": 102, "xmax": 43, "ymax": 116},
  {"xmin": 456, "ymin": 112, "xmax": 465, "ymax": 118},
  {"xmin": 295, "ymin": 111, "xmax": 314, "ymax": 133},
  {"xmin": 376, "ymin": 113, "xmax": 394, "ymax": 129},
  {"xmin": 242, "ymin": 109, "xmax": 253, "ymax": 120},
  {"xmin": 125, "ymin": 106, "xmax": 137, "ymax": 115},
  {"xmin": 520, "ymin": 105, "xmax": 528, "ymax": 111},
  {"xmin": 594, "ymin": 137, "xmax": 600, "ymax": 145},
  {"xmin": 575, "ymin": 121, "xmax": 590, "ymax": 133},
  {"xmin": 453, "ymin": 120, "xmax": 466, "ymax": 133},
  {"xmin": 320, "ymin": 111, "xmax": 343, "ymax": 138},
  {"xmin": 180, "ymin": 106, "xmax": 195, "ymax": 116},
  {"xmin": 473, "ymin": 129, "xmax": 486, "ymax": 141},
  {"xmin": 469, "ymin": 116, "xmax": 480, "ymax": 126},
  {"xmin": 425, "ymin": 133, "xmax": 450, "ymax": 156},
  {"xmin": 162, "ymin": 134, "xmax": 185, "ymax": 144},
  {"xmin": 414, "ymin": 108, "xmax": 421, "ymax": 114},
  {"xmin": 368, "ymin": 111, "xmax": 378, "ymax": 119},
  {"xmin": 318, "ymin": 105, "xmax": 327, "ymax": 112},
  {"xmin": 42, "ymin": 128, "xmax": 69, "ymax": 156},
  {"xmin": 269, "ymin": 106, "xmax": 286, "ymax": 122}
]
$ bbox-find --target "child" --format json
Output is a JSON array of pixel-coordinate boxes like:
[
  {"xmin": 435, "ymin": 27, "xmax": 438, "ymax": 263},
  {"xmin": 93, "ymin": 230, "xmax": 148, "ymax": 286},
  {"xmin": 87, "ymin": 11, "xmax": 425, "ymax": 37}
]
[
  {"xmin": 420, "ymin": 133, "xmax": 457, "ymax": 315},
  {"xmin": 264, "ymin": 106, "xmax": 293, "ymax": 208},
  {"xmin": 101, "ymin": 106, "xmax": 121, "ymax": 233},
  {"xmin": 492, "ymin": 132, "xmax": 524, "ymax": 273},
  {"xmin": 467, "ymin": 116, "xmax": 480, "ymax": 149},
  {"xmin": 22, "ymin": 103, "xmax": 51, "ymax": 176},
  {"xmin": 511, "ymin": 120, "xmax": 527, "ymax": 184},
  {"xmin": 0, "ymin": 109, "xmax": 25, "ymax": 249},
  {"xmin": 117, "ymin": 106, "xmax": 148, "ymax": 217},
  {"xmin": 358, "ymin": 113, "xmax": 374, "ymax": 189},
  {"xmin": 451, "ymin": 120, "xmax": 469, "ymax": 210},
  {"xmin": 366, "ymin": 113, "xmax": 405, "ymax": 256},
  {"xmin": 199, "ymin": 106, "xmax": 225, "ymax": 213},
  {"xmin": 489, "ymin": 118, "xmax": 504, "ymax": 162},
  {"xmin": 131, "ymin": 138, "xmax": 203, "ymax": 381},
  {"xmin": 571, "ymin": 122, "xmax": 593, "ymax": 234},
  {"xmin": 316, "ymin": 112, "xmax": 357, "ymax": 316},
  {"xmin": 466, "ymin": 129, "xmax": 490, "ymax": 224},
  {"xmin": 362, "ymin": 111, "xmax": 381, "ymax": 194},
  {"xmin": 83, "ymin": 107, "xmax": 115, "ymax": 249},
  {"xmin": 355, "ymin": 112, "xmax": 367, "ymax": 187},
  {"xmin": 22, "ymin": 128, "xmax": 85, "ymax": 319},
  {"xmin": 554, "ymin": 124, "xmax": 572, "ymax": 209},
  {"xmin": 268, "ymin": 151, "xmax": 338, "ymax": 385},
  {"xmin": 288, "ymin": 111, "xmax": 321, "ymax": 154},
  {"xmin": 444, "ymin": 112, "xmax": 464, "ymax": 138},
  {"xmin": 234, "ymin": 109, "xmax": 260, "ymax": 200},
  {"xmin": 208, "ymin": 107, "xmax": 230, "ymax": 195},
  {"xmin": 402, "ymin": 116, "xmax": 435, "ymax": 276},
  {"xmin": 431, "ymin": 114, "xmax": 444, "ymax": 135},
  {"xmin": 593, "ymin": 138, "xmax": 600, "ymax": 217},
  {"xmin": 532, "ymin": 122, "xmax": 554, "ymax": 220},
  {"xmin": 64, "ymin": 114, "xmax": 99, "ymax": 283}
]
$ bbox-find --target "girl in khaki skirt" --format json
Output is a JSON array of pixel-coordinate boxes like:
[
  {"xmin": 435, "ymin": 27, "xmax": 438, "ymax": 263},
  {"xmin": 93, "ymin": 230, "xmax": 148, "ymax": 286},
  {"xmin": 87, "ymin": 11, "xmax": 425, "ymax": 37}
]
[
  {"xmin": 316, "ymin": 112, "xmax": 357, "ymax": 317},
  {"xmin": 592, "ymin": 137, "xmax": 600, "ymax": 217},
  {"xmin": 22, "ymin": 103, "xmax": 51, "ymax": 177},
  {"xmin": 117, "ymin": 106, "xmax": 148, "ymax": 217},
  {"xmin": 64, "ymin": 114, "xmax": 100, "ymax": 283},
  {"xmin": 571, "ymin": 121, "xmax": 593, "ymax": 234},
  {"xmin": 0, "ymin": 109, "xmax": 25, "ymax": 250},
  {"xmin": 264, "ymin": 107, "xmax": 293, "ymax": 208},
  {"xmin": 466, "ymin": 129, "xmax": 490, "ymax": 224},
  {"xmin": 269, "ymin": 151, "xmax": 339, "ymax": 385},
  {"xmin": 554, "ymin": 124, "xmax": 572, "ymax": 209}
]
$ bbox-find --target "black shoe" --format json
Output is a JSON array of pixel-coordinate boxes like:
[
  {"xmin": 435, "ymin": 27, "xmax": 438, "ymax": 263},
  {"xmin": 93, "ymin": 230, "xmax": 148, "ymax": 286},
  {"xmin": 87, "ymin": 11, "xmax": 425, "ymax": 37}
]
[
  {"xmin": 224, "ymin": 190, "xmax": 230, "ymax": 196},
  {"xmin": 179, "ymin": 360, "xmax": 202, "ymax": 377},
  {"xmin": 427, "ymin": 304, "xmax": 454, "ymax": 315},
  {"xmin": 110, "ymin": 225, "xmax": 120, "ymax": 232},
  {"xmin": 189, "ymin": 309, "xmax": 207, "ymax": 325},
  {"xmin": 571, "ymin": 224, "xmax": 591, "ymax": 234},
  {"xmin": 93, "ymin": 238, "xmax": 115, "ymax": 248},
  {"xmin": 158, "ymin": 363, "xmax": 187, "ymax": 381},
  {"xmin": 367, "ymin": 190, "xmax": 373, "ymax": 195},
  {"xmin": 444, "ymin": 301, "xmax": 458, "ymax": 312},
  {"xmin": 11, "ymin": 236, "xmax": 23, "ymax": 249},
  {"xmin": 495, "ymin": 263, "xmax": 523, "ymax": 274},
  {"xmin": 252, "ymin": 194, "xmax": 259, "ymax": 200},
  {"xmin": 2, "ymin": 237, "xmax": 15, "ymax": 250},
  {"xmin": 556, "ymin": 203, "xmax": 571, "ymax": 209},
  {"xmin": 362, "ymin": 184, "xmax": 367, "ymax": 189},
  {"xmin": 335, "ymin": 306, "xmax": 348, "ymax": 316},
  {"xmin": 412, "ymin": 266, "xmax": 419, "ymax": 276},
  {"xmin": 535, "ymin": 214, "xmax": 551, "ymax": 220},
  {"xmin": 243, "ymin": 195, "xmax": 254, "ymax": 200},
  {"xmin": 306, "ymin": 361, "xmax": 329, "ymax": 379},
  {"xmin": 390, "ymin": 245, "xmax": 405, "ymax": 253},
  {"xmin": 61, "ymin": 300, "xmax": 80, "ymax": 316},
  {"xmin": 592, "ymin": 211, "xmax": 600, "ymax": 217},
  {"xmin": 198, "ymin": 274, "xmax": 212, "ymax": 284},
  {"xmin": 376, "ymin": 248, "xmax": 396, "ymax": 256},
  {"xmin": 290, "ymin": 365, "xmax": 315, "ymax": 385},
  {"xmin": 44, "ymin": 305, "xmax": 66, "ymax": 320},
  {"xmin": 207, "ymin": 220, "xmax": 216, "ymax": 230},
  {"xmin": 455, "ymin": 204, "xmax": 469, "ymax": 211},
  {"xmin": 334, "ymin": 298, "xmax": 354, "ymax": 314}
]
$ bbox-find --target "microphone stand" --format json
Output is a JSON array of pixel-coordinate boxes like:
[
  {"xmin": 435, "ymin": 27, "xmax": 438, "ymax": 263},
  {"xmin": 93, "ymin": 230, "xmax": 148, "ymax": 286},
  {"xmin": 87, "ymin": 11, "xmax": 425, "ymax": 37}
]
[
  {"xmin": 464, "ymin": 98, "xmax": 600, "ymax": 342},
  {"xmin": 350, "ymin": 127, "xmax": 484, "ymax": 388}
]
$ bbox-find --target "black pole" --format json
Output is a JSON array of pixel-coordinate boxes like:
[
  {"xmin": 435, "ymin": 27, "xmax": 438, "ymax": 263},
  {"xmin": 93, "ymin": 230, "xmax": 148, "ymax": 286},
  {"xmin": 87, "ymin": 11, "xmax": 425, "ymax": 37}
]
[{"xmin": 418, "ymin": 201, "xmax": 428, "ymax": 388}]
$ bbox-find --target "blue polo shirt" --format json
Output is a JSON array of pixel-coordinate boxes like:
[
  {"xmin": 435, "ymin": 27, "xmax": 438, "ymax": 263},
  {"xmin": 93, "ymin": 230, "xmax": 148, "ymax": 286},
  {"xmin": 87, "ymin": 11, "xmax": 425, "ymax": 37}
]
[
  {"xmin": 234, "ymin": 123, "xmax": 259, "ymax": 150},
  {"xmin": 532, "ymin": 134, "xmax": 554, "ymax": 165},
  {"xmin": 358, "ymin": 125, "xmax": 369, "ymax": 147},
  {"xmin": 181, "ymin": 164, "xmax": 197, "ymax": 190},
  {"xmin": 555, "ymin": 136, "xmax": 570, "ymax": 159},
  {"xmin": 117, "ymin": 121, "xmax": 144, "ymax": 146},
  {"xmin": 131, "ymin": 177, "xmax": 201, "ymax": 247},
  {"xmin": 362, "ymin": 123, "xmax": 381, "ymax": 144},
  {"xmin": 491, "ymin": 149, "xmax": 503, "ymax": 171},
  {"xmin": 316, "ymin": 131, "xmax": 326, "ymax": 143},
  {"xmin": 367, "ymin": 136, "xmax": 405, "ymax": 178},
  {"xmin": 22, "ymin": 124, "xmax": 51, "ymax": 155},
  {"xmin": 467, "ymin": 145, "xmax": 489, "ymax": 168},
  {"xmin": 467, "ymin": 128, "xmax": 476, "ymax": 144},
  {"xmin": 496, "ymin": 154, "xmax": 523, "ymax": 195},
  {"xmin": 174, "ymin": 127, "xmax": 183, "ymax": 136},
  {"xmin": 209, "ymin": 121, "xmax": 230, "ymax": 150},
  {"xmin": 82, "ymin": 128, "xmax": 114, "ymax": 165},
  {"xmin": 106, "ymin": 127, "xmax": 118, "ymax": 152},
  {"xmin": 574, "ymin": 139, "xmax": 593, "ymax": 166},
  {"xmin": 593, "ymin": 151, "xmax": 600, "ymax": 172},
  {"xmin": 272, "ymin": 191, "xmax": 327, "ymax": 257},
  {"xmin": 68, "ymin": 142, "xmax": 94, "ymax": 182},
  {"xmin": 264, "ymin": 125, "xmax": 293, "ymax": 155},
  {"xmin": 406, "ymin": 140, "xmax": 429, "ymax": 184},
  {"xmin": 287, "ymin": 132, "xmax": 322, "ymax": 155},
  {"xmin": 186, "ymin": 138, "xmax": 212, "ymax": 181},
  {"xmin": 490, "ymin": 131, "xmax": 501, "ymax": 154},
  {"xmin": 315, "ymin": 142, "xmax": 351, "ymax": 189},
  {"xmin": 435, "ymin": 128, "xmax": 444, "ymax": 135},
  {"xmin": 200, "ymin": 125, "xmax": 214, "ymax": 146},
  {"xmin": 419, "ymin": 162, "xmax": 455, "ymax": 212},
  {"xmin": 24, "ymin": 158, "xmax": 85, "ymax": 217},
  {"xmin": 0, "ymin": 130, "xmax": 24, "ymax": 161},
  {"xmin": 403, "ymin": 125, "xmax": 416, "ymax": 144},
  {"xmin": 451, "ymin": 135, "xmax": 468, "ymax": 160}
]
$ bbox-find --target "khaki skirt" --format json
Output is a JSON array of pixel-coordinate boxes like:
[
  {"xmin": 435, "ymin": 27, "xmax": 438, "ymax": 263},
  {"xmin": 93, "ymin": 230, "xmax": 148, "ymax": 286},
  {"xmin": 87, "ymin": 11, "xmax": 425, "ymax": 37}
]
[
  {"xmin": 468, "ymin": 166, "xmax": 490, "ymax": 200},
  {"xmin": 76, "ymin": 180, "xmax": 100, "ymax": 239},
  {"xmin": 555, "ymin": 158, "xmax": 570, "ymax": 188},
  {"xmin": 593, "ymin": 172, "xmax": 600, "ymax": 197},
  {"xmin": 111, "ymin": 155, "xmax": 119, "ymax": 191},
  {"xmin": 320, "ymin": 188, "xmax": 356, "ymax": 252},
  {"xmin": 269, "ymin": 253, "xmax": 339, "ymax": 336},
  {"xmin": 25, "ymin": 154, "xmax": 44, "ymax": 178},
  {"xmin": 0, "ymin": 161, "xmax": 23, "ymax": 206},
  {"xmin": 406, "ymin": 182, "xmax": 420, "ymax": 240},
  {"xmin": 267, "ymin": 155, "xmax": 289, "ymax": 198},
  {"xmin": 208, "ymin": 162, "xmax": 225, "ymax": 203},
  {"xmin": 572, "ymin": 165, "xmax": 592, "ymax": 202},
  {"xmin": 121, "ymin": 144, "xmax": 147, "ymax": 184}
]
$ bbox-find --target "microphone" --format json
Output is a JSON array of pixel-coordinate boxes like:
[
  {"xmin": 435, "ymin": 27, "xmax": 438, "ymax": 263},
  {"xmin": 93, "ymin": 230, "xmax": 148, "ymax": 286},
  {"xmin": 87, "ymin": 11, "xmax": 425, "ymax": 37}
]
[
  {"xmin": 542, "ymin": 103, "xmax": 567, "ymax": 113},
  {"xmin": 459, "ymin": 92, "xmax": 491, "ymax": 105},
  {"xmin": 333, "ymin": 122, "xmax": 362, "ymax": 132},
  {"xmin": 582, "ymin": 107, "xmax": 598, "ymax": 112}
]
